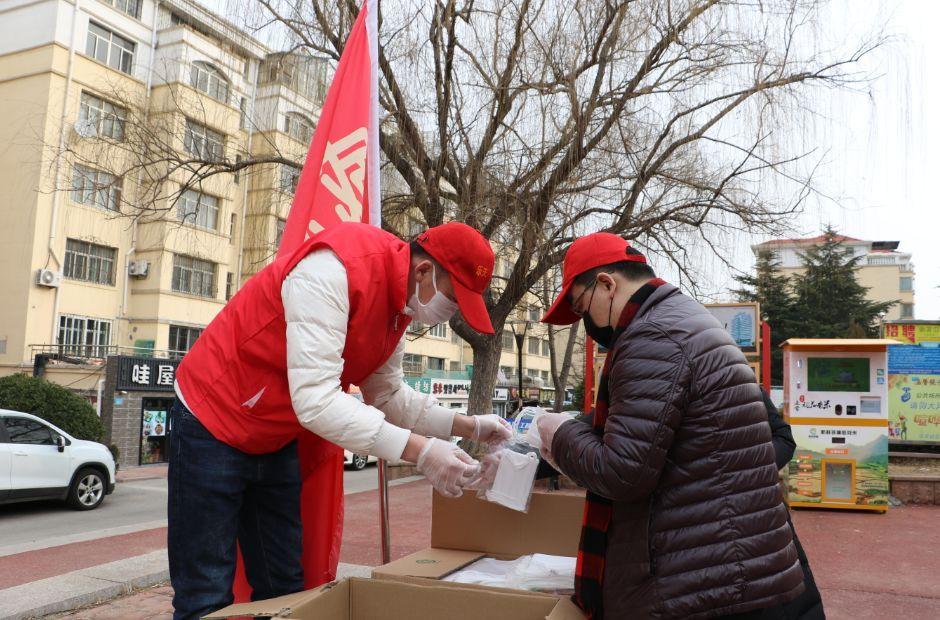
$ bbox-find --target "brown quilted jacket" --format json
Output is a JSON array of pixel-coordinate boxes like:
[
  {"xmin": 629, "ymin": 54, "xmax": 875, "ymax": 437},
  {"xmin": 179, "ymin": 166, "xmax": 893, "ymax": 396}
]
[{"xmin": 553, "ymin": 284, "xmax": 804, "ymax": 619}]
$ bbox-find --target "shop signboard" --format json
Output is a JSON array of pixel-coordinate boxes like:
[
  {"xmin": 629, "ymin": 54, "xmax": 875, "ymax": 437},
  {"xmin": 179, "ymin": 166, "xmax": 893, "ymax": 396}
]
[
  {"xmin": 116, "ymin": 356, "xmax": 180, "ymax": 392},
  {"xmin": 887, "ymin": 345, "xmax": 940, "ymax": 442},
  {"xmin": 885, "ymin": 322, "xmax": 940, "ymax": 345}
]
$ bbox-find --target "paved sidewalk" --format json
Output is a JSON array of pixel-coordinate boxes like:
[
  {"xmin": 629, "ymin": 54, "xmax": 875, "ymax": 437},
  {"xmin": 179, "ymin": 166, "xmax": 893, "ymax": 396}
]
[{"xmin": 115, "ymin": 464, "xmax": 167, "ymax": 483}]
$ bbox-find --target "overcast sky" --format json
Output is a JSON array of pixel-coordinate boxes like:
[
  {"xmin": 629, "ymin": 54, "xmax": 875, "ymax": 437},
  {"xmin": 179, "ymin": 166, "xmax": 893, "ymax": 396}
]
[{"xmin": 206, "ymin": 0, "xmax": 938, "ymax": 319}]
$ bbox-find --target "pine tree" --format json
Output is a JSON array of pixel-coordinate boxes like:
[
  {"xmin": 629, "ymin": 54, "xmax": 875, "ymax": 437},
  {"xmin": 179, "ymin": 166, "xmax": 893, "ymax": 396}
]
[
  {"xmin": 792, "ymin": 226, "xmax": 896, "ymax": 338},
  {"xmin": 733, "ymin": 249, "xmax": 796, "ymax": 384}
]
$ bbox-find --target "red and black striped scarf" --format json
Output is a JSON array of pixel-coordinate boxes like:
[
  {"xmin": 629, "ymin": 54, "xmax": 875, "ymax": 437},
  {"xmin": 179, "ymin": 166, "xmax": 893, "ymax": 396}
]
[{"xmin": 574, "ymin": 277, "xmax": 667, "ymax": 619}]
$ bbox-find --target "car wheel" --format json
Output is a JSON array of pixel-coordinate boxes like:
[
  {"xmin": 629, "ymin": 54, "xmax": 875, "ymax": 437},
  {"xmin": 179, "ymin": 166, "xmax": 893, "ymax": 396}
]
[
  {"xmin": 68, "ymin": 468, "xmax": 106, "ymax": 510},
  {"xmin": 351, "ymin": 454, "xmax": 368, "ymax": 470}
]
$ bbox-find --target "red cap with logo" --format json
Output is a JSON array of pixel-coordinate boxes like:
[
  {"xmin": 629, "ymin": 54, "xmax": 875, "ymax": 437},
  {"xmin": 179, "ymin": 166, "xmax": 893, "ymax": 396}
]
[
  {"xmin": 541, "ymin": 233, "xmax": 647, "ymax": 325},
  {"xmin": 416, "ymin": 222, "xmax": 496, "ymax": 334}
]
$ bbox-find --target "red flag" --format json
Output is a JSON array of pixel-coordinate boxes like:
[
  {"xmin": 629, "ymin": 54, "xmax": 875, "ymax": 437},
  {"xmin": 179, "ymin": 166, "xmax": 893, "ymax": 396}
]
[{"xmin": 233, "ymin": 0, "xmax": 381, "ymax": 601}]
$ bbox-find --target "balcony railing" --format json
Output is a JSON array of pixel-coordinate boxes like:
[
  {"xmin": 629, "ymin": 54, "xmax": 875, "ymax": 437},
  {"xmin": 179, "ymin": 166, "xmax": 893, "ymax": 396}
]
[{"xmin": 29, "ymin": 344, "xmax": 186, "ymax": 364}]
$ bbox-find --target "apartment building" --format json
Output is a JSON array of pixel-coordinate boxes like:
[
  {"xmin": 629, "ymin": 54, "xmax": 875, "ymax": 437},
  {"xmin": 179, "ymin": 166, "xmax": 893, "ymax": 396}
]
[
  {"xmin": 752, "ymin": 235, "xmax": 916, "ymax": 321},
  {"xmin": 0, "ymin": 0, "xmax": 563, "ymax": 464}
]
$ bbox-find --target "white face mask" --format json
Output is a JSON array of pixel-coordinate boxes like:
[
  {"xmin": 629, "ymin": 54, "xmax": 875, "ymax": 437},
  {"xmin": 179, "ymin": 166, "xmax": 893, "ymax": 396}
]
[{"xmin": 408, "ymin": 265, "xmax": 458, "ymax": 325}]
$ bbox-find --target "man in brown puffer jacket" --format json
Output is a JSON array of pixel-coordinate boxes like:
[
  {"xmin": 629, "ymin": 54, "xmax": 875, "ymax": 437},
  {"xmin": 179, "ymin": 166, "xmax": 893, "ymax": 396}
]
[{"xmin": 538, "ymin": 233, "xmax": 805, "ymax": 619}]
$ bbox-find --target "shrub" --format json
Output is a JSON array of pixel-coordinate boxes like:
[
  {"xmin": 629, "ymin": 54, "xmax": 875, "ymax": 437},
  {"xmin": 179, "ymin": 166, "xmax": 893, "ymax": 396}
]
[{"xmin": 0, "ymin": 373, "xmax": 105, "ymax": 442}]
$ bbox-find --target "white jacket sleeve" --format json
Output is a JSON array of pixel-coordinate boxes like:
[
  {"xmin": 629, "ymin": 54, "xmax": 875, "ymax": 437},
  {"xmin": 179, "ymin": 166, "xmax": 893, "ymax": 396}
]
[
  {"xmin": 282, "ymin": 250, "xmax": 411, "ymax": 462},
  {"xmin": 359, "ymin": 339, "xmax": 457, "ymax": 440}
]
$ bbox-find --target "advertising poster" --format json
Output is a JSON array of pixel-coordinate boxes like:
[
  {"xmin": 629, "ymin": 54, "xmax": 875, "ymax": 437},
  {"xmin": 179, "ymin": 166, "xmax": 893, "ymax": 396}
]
[
  {"xmin": 787, "ymin": 424, "xmax": 888, "ymax": 507},
  {"xmin": 142, "ymin": 409, "xmax": 167, "ymax": 437},
  {"xmin": 885, "ymin": 323, "xmax": 940, "ymax": 345},
  {"xmin": 705, "ymin": 303, "xmax": 759, "ymax": 351},
  {"xmin": 888, "ymin": 345, "xmax": 940, "ymax": 442}
]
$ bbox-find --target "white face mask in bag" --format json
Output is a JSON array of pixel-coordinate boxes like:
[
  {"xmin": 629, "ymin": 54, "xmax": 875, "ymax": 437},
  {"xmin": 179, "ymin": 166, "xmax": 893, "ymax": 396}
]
[
  {"xmin": 408, "ymin": 264, "xmax": 458, "ymax": 325},
  {"xmin": 485, "ymin": 449, "xmax": 540, "ymax": 512}
]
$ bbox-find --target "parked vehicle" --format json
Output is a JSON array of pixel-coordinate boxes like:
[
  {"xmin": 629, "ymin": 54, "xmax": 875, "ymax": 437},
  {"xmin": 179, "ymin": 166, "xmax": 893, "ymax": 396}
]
[
  {"xmin": 0, "ymin": 409, "xmax": 116, "ymax": 510},
  {"xmin": 343, "ymin": 450, "xmax": 377, "ymax": 471}
]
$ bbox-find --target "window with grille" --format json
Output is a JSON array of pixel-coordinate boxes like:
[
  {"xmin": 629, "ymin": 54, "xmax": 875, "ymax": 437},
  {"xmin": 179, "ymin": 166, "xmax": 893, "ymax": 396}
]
[
  {"xmin": 280, "ymin": 165, "xmax": 301, "ymax": 193},
  {"xmin": 85, "ymin": 22, "xmax": 135, "ymax": 74},
  {"xmin": 102, "ymin": 0, "xmax": 141, "ymax": 19},
  {"xmin": 900, "ymin": 277, "xmax": 913, "ymax": 292},
  {"xmin": 172, "ymin": 254, "xmax": 216, "ymax": 298},
  {"xmin": 867, "ymin": 255, "xmax": 896, "ymax": 265},
  {"xmin": 284, "ymin": 113, "xmax": 314, "ymax": 144},
  {"xmin": 177, "ymin": 189, "xmax": 219, "ymax": 231},
  {"xmin": 190, "ymin": 61, "xmax": 230, "ymax": 103},
  {"xmin": 528, "ymin": 337, "xmax": 540, "ymax": 355},
  {"xmin": 78, "ymin": 92, "xmax": 126, "ymax": 140},
  {"xmin": 184, "ymin": 119, "xmax": 224, "ymax": 160},
  {"xmin": 541, "ymin": 339, "xmax": 550, "ymax": 357},
  {"xmin": 168, "ymin": 325, "xmax": 203, "ymax": 358},
  {"xmin": 57, "ymin": 315, "xmax": 111, "ymax": 358},
  {"xmin": 71, "ymin": 164, "xmax": 121, "ymax": 211},
  {"xmin": 403, "ymin": 353, "xmax": 423, "ymax": 375},
  {"xmin": 64, "ymin": 239, "xmax": 116, "ymax": 285},
  {"xmin": 427, "ymin": 357, "xmax": 445, "ymax": 371}
]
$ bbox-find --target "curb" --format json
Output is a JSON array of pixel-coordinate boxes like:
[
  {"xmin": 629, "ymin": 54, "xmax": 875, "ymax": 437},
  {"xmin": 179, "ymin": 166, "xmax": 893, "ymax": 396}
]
[{"xmin": 0, "ymin": 550, "xmax": 168, "ymax": 620}]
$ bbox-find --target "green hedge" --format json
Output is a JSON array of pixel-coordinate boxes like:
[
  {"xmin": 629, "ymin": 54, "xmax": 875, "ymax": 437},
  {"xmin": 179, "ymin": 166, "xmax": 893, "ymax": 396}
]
[{"xmin": 0, "ymin": 373, "xmax": 105, "ymax": 442}]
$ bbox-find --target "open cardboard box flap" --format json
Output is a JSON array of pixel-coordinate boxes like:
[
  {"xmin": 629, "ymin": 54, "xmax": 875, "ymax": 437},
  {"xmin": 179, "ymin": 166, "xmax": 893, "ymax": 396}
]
[
  {"xmin": 374, "ymin": 490, "xmax": 584, "ymax": 583},
  {"xmin": 203, "ymin": 577, "xmax": 584, "ymax": 619}
]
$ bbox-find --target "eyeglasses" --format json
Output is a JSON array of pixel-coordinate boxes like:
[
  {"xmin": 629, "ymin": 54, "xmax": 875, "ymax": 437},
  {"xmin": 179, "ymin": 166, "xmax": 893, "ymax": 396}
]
[{"xmin": 570, "ymin": 279, "xmax": 598, "ymax": 318}]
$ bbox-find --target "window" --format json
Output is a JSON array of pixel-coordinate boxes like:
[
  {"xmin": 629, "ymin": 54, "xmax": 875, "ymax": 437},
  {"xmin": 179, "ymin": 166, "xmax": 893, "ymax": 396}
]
[
  {"xmin": 64, "ymin": 239, "xmax": 116, "ymax": 285},
  {"xmin": 528, "ymin": 307, "xmax": 540, "ymax": 321},
  {"xmin": 502, "ymin": 330, "xmax": 514, "ymax": 350},
  {"xmin": 900, "ymin": 276, "xmax": 913, "ymax": 292},
  {"xmin": 168, "ymin": 325, "xmax": 203, "ymax": 358},
  {"xmin": 85, "ymin": 22, "xmax": 135, "ymax": 74},
  {"xmin": 407, "ymin": 321, "xmax": 424, "ymax": 334},
  {"xmin": 528, "ymin": 337, "xmax": 540, "ymax": 355},
  {"xmin": 229, "ymin": 213, "xmax": 237, "ymax": 239},
  {"xmin": 500, "ymin": 365, "xmax": 514, "ymax": 379},
  {"xmin": 284, "ymin": 112, "xmax": 314, "ymax": 144},
  {"xmin": 428, "ymin": 323, "xmax": 448, "ymax": 339},
  {"xmin": 451, "ymin": 330, "xmax": 462, "ymax": 344},
  {"xmin": 901, "ymin": 303, "xmax": 914, "ymax": 319},
  {"xmin": 403, "ymin": 353, "xmax": 423, "ymax": 375},
  {"xmin": 79, "ymin": 92, "xmax": 126, "ymax": 140},
  {"xmin": 261, "ymin": 54, "xmax": 328, "ymax": 102},
  {"xmin": 71, "ymin": 165, "xmax": 121, "ymax": 211},
  {"xmin": 427, "ymin": 357, "xmax": 445, "ymax": 371},
  {"xmin": 102, "ymin": 0, "xmax": 141, "ymax": 19},
  {"xmin": 280, "ymin": 165, "xmax": 301, "ymax": 193},
  {"xmin": 57, "ymin": 315, "xmax": 111, "ymax": 358},
  {"xmin": 449, "ymin": 361, "xmax": 461, "ymax": 372},
  {"xmin": 184, "ymin": 119, "xmax": 224, "ymax": 160},
  {"xmin": 275, "ymin": 218, "xmax": 287, "ymax": 248},
  {"xmin": 541, "ymin": 370, "xmax": 550, "ymax": 383},
  {"xmin": 190, "ymin": 61, "xmax": 230, "ymax": 103},
  {"xmin": 177, "ymin": 189, "xmax": 219, "ymax": 231},
  {"xmin": 3, "ymin": 418, "xmax": 55, "ymax": 445},
  {"xmin": 172, "ymin": 254, "xmax": 216, "ymax": 298},
  {"xmin": 239, "ymin": 97, "xmax": 249, "ymax": 129},
  {"xmin": 867, "ymin": 256, "xmax": 896, "ymax": 266},
  {"xmin": 541, "ymin": 339, "xmax": 550, "ymax": 357},
  {"xmin": 225, "ymin": 272, "xmax": 234, "ymax": 300}
]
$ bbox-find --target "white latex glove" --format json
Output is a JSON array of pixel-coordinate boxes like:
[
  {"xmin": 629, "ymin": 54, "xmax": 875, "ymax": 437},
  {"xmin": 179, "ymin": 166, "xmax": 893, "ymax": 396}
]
[
  {"xmin": 536, "ymin": 413, "xmax": 573, "ymax": 465},
  {"xmin": 417, "ymin": 438, "xmax": 481, "ymax": 498},
  {"xmin": 465, "ymin": 450, "xmax": 502, "ymax": 491},
  {"xmin": 471, "ymin": 414, "xmax": 513, "ymax": 447}
]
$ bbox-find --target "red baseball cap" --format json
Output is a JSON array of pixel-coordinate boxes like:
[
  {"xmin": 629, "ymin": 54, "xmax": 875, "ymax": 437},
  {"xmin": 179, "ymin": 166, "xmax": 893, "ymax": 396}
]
[
  {"xmin": 415, "ymin": 222, "xmax": 495, "ymax": 334},
  {"xmin": 542, "ymin": 233, "xmax": 647, "ymax": 325}
]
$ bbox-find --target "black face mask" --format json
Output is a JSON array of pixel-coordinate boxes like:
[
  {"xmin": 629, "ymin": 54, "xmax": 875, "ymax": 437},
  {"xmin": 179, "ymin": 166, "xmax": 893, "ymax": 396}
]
[{"xmin": 581, "ymin": 282, "xmax": 616, "ymax": 348}]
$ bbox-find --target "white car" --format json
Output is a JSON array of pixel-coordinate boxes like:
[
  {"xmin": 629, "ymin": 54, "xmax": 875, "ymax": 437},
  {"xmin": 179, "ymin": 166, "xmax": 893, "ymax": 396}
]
[
  {"xmin": 343, "ymin": 450, "xmax": 377, "ymax": 471},
  {"xmin": 0, "ymin": 409, "xmax": 116, "ymax": 510}
]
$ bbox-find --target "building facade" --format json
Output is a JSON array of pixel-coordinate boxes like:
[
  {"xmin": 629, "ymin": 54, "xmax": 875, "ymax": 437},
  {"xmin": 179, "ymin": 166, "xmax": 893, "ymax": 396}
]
[
  {"xmin": 752, "ymin": 235, "xmax": 916, "ymax": 321},
  {"xmin": 0, "ymin": 0, "xmax": 563, "ymax": 465}
]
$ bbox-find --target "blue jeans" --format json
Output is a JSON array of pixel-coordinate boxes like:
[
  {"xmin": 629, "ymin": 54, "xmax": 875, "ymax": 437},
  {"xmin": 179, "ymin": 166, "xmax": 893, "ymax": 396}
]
[{"xmin": 167, "ymin": 399, "xmax": 303, "ymax": 620}]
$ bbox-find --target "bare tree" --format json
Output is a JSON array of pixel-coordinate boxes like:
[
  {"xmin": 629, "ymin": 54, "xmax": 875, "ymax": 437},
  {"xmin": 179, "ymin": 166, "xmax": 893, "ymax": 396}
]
[{"xmin": 52, "ymin": 0, "xmax": 882, "ymax": 416}]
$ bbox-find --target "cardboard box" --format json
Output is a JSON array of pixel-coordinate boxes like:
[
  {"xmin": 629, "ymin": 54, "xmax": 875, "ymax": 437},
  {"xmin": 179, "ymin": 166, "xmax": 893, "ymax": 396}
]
[
  {"xmin": 204, "ymin": 577, "xmax": 583, "ymax": 619},
  {"xmin": 373, "ymin": 490, "xmax": 584, "ymax": 587}
]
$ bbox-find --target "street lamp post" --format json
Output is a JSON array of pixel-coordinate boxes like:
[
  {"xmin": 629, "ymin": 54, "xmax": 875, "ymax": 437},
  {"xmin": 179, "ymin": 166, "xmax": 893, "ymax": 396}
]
[{"xmin": 509, "ymin": 320, "xmax": 529, "ymax": 413}]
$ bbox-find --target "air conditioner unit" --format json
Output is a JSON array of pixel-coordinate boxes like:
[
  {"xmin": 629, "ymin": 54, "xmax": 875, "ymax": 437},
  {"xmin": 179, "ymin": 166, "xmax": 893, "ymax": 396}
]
[
  {"xmin": 73, "ymin": 119, "xmax": 98, "ymax": 139},
  {"xmin": 128, "ymin": 260, "xmax": 150, "ymax": 278},
  {"xmin": 36, "ymin": 269, "xmax": 62, "ymax": 288}
]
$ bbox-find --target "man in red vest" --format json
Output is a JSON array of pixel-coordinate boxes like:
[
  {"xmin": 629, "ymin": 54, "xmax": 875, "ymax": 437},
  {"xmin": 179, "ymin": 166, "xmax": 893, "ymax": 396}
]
[{"xmin": 167, "ymin": 221, "xmax": 510, "ymax": 619}]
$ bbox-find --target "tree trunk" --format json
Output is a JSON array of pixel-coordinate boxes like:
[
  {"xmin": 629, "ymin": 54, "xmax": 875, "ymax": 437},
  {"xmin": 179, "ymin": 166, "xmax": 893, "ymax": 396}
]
[
  {"xmin": 467, "ymin": 335, "xmax": 502, "ymax": 416},
  {"xmin": 553, "ymin": 322, "xmax": 580, "ymax": 412}
]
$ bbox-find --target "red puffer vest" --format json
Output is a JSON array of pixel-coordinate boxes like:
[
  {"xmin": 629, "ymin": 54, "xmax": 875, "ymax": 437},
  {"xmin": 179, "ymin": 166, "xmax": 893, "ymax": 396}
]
[{"xmin": 175, "ymin": 223, "xmax": 412, "ymax": 454}]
